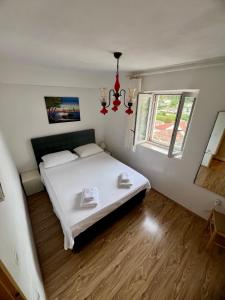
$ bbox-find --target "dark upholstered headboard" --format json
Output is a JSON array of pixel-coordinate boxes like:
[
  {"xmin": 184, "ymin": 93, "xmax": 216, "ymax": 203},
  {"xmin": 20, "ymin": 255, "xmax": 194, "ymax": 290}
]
[{"xmin": 31, "ymin": 129, "xmax": 95, "ymax": 167}]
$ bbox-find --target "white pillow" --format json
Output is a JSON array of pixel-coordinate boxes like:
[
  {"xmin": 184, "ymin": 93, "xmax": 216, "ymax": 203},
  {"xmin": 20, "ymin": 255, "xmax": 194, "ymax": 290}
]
[
  {"xmin": 74, "ymin": 143, "xmax": 103, "ymax": 158},
  {"xmin": 42, "ymin": 150, "xmax": 78, "ymax": 168}
]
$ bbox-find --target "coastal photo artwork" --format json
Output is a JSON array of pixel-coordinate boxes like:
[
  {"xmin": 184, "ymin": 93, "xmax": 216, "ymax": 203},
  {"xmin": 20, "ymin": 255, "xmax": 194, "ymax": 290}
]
[{"xmin": 45, "ymin": 96, "xmax": 81, "ymax": 124}]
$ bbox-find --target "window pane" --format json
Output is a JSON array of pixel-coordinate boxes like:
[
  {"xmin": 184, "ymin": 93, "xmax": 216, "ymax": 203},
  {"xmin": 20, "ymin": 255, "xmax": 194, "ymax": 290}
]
[
  {"xmin": 173, "ymin": 96, "xmax": 195, "ymax": 152},
  {"xmin": 151, "ymin": 95, "xmax": 180, "ymax": 147},
  {"xmin": 135, "ymin": 94, "xmax": 151, "ymax": 143}
]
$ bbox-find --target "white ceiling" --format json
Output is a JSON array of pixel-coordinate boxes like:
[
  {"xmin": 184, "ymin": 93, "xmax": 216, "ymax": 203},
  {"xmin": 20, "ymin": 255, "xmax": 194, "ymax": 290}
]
[{"xmin": 0, "ymin": 0, "xmax": 225, "ymax": 71}]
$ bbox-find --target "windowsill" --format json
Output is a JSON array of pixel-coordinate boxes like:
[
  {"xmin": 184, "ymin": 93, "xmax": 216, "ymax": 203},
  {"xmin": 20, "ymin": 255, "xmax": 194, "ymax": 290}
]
[
  {"xmin": 139, "ymin": 142, "xmax": 182, "ymax": 159},
  {"xmin": 140, "ymin": 142, "xmax": 168, "ymax": 155}
]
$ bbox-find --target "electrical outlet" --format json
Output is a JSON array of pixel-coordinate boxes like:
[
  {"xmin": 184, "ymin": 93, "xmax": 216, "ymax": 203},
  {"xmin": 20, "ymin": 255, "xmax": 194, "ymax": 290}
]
[{"xmin": 214, "ymin": 199, "xmax": 222, "ymax": 207}]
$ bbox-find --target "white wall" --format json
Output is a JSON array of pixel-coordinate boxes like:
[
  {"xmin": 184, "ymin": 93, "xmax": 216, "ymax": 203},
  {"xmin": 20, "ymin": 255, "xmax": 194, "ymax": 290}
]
[
  {"xmin": 0, "ymin": 62, "xmax": 130, "ymax": 172},
  {"xmin": 0, "ymin": 131, "xmax": 46, "ymax": 300},
  {"xmin": 105, "ymin": 65, "xmax": 225, "ymax": 219},
  {"xmin": 0, "ymin": 84, "xmax": 106, "ymax": 171},
  {"xmin": 0, "ymin": 60, "xmax": 115, "ymax": 88}
]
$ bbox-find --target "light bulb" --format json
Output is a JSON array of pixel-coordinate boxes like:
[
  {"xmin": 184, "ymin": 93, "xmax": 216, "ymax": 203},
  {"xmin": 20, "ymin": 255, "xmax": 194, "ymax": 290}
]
[
  {"xmin": 100, "ymin": 88, "xmax": 107, "ymax": 99},
  {"xmin": 128, "ymin": 88, "xmax": 136, "ymax": 102}
]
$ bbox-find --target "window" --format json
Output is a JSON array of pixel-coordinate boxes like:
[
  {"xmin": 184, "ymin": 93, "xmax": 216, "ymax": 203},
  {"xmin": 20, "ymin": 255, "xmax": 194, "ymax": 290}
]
[{"xmin": 133, "ymin": 91, "xmax": 197, "ymax": 157}]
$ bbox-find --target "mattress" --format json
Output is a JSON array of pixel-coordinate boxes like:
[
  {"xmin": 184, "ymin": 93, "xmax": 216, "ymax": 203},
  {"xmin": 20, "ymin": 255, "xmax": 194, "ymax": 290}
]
[{"xmin": 40, "ymin": 152, "xmax": 151, "ymax": 249}]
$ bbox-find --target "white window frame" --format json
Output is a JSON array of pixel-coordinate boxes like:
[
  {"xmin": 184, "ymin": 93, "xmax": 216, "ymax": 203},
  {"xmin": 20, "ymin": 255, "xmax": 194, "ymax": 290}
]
[
  {"xmin": 133, "ymin": 93, "xmax": 153, "ymax": 146},
  {"xmin": 133, "ymin": 90, "xmax": 197, "ymax": 158}
]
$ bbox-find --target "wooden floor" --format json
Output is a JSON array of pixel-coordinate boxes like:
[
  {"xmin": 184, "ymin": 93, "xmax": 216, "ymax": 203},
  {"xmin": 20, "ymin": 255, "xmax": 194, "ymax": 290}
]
[{"xmin": 28, "ymin": 190, "xmax": 225, "ymax": 300}]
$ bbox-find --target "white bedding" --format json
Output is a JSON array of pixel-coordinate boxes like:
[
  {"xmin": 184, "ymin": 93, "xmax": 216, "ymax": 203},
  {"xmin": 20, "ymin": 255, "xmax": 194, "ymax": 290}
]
[{"xmin": 40, "ymin": 152, "xmax": 151, "ymax": 249}]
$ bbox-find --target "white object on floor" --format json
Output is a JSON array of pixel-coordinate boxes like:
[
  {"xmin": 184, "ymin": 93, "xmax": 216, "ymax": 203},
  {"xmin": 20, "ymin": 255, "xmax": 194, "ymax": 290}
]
[
  {"xmin": 119, "ymin": 172, "xmax": 130, "ymax": 183},
  {"xmin": 40, "ymin": 152, "xmax": 151, "ymax": 250},
  {"xmin": 21, "ymin": 169, "xmax": 44, "ymax": 196}
]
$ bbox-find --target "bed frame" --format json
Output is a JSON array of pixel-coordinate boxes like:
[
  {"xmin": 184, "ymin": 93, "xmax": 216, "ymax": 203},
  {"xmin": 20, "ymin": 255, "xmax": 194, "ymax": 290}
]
[
  {"xmin": 74, "ymin": 188, "xmax": 146, "ymax": 251},
  {"xmin": 30, "ymin": 129, "xmax": 147, "ymax": 250}
]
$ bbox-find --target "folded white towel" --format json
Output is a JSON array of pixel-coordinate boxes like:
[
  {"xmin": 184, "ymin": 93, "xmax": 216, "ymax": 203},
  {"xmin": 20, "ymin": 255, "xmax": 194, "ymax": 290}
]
[
  {"xmin": 118, "ymin": 172, "xmax": 132, "ymax": 188},
  {"xmin": 80, "ymin": 200, "xmax": 98, "ymax": 208},
  {"xmin": 119, "ymin": 172, "xmax": 130, "ymax": 183},
  {"xmin": 82, "ymin": 187, "xmax": 98, "ymax": 202},
  {"xmin": 80, "ymin": 187, "xmax": 99, "ymax": 208},
  {"xmin": 118, "ymin": 180, "xmax": 133, "ymax": 189}
]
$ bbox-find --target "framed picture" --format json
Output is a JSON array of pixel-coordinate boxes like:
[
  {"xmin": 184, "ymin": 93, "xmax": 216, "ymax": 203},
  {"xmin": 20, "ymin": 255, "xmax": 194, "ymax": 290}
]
[{"xmin": 45, "ymin": 96, "xmax": 81, "ymax": 124}]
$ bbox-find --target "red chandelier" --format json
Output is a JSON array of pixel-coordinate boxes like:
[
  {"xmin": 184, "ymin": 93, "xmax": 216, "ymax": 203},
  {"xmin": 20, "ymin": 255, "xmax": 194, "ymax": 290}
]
[{"xmin": 100, "ymin": 52, "xmax": 136, "ymax": 115}]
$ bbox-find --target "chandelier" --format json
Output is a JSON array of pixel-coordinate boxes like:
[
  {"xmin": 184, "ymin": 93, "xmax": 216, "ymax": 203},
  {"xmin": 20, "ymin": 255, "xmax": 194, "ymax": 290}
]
[{"xmin": 100, "ymin": 52, "xmax": 136, "ymax": 115}]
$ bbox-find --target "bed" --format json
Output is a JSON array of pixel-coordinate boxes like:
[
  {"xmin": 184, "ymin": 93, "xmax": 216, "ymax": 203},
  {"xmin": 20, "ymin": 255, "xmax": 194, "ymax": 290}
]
[{"xmin": 31, "ymin": 129, "xmax": 151, "ymax": 250}]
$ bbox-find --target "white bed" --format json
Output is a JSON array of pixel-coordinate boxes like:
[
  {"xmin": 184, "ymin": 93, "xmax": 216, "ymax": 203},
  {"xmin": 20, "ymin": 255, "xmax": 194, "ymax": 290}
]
[{"xmin": 40, "ymin": 152, "xmax": 150, "ymax": 249}]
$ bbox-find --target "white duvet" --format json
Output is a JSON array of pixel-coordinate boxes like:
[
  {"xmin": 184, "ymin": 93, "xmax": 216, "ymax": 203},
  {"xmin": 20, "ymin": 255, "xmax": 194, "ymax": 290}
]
[{"xmin": 40, "ymin": 152, "xmax": 150, "ymax": 249}]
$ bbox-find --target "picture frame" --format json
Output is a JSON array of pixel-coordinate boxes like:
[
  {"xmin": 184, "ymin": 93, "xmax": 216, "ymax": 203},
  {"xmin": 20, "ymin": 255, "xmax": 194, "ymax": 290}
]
[{"xmin": 45, "ymin": 97, "xmax": 81, "ymax": 124}]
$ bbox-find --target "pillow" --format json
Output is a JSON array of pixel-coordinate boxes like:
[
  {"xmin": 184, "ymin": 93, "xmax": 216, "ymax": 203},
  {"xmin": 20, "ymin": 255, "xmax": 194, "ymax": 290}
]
[
  {"xmin": 74, "ymin": 143, "xmax": 103, "ymax": 158},
  {"xmin": 42, "ymin": 150, "xmax": 78, "ymax": 168}
]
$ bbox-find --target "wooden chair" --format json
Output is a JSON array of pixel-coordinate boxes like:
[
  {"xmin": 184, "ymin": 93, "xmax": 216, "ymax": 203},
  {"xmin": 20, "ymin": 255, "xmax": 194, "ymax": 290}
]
[{"xmin": 206, "ymin": 209, "xmax": 225, "ymax": 250}]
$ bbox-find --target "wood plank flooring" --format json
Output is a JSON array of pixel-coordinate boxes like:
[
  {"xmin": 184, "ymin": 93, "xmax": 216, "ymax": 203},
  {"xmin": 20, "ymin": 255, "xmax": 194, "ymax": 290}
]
[{"xmin": 28, "ymin": 190, "xmax": 225, "ymax": 300}]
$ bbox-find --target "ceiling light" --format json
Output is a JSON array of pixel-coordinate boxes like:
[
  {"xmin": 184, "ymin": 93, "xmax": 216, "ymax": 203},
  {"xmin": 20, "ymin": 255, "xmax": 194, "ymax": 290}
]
[{"xmin": 100, "ymin": 52, "xmax": 136, "ymax": 115}]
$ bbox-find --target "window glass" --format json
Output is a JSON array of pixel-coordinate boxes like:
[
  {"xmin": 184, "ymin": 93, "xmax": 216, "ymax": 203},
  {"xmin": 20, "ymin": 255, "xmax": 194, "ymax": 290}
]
[
  {"xmin": 172, "ymin": 96, "xmax": 195, "ymax": 152},
  {"xmin": 135, "ymin": 94, "xmax": 151, "ymax": 143},
  {"xmin": 150, "ymin": 95, "xmax": 180, "ymax": 147}
]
